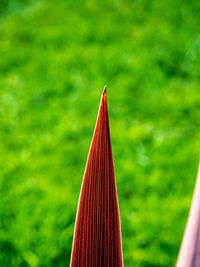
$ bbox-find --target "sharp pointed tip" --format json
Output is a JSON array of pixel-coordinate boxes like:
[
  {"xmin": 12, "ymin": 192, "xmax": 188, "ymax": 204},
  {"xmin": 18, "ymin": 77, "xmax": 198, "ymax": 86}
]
[{"xmin": 103, "ymin": 85, "xmax": 107, "ymax": 95}]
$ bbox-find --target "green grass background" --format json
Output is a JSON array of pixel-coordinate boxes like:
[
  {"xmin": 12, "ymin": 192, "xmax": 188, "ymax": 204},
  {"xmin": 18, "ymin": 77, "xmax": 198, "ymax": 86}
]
[{"xmin": 0, "ymin": 0, "xmax": 200, "ymax": 266}]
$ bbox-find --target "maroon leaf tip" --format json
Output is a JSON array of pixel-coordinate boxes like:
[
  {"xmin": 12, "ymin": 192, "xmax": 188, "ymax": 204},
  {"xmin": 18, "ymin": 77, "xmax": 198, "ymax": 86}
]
[
  {"xmin": 70, "ymin": 88, "xmax": 123, "ymax": 267},
  {"xmin": 103, "ymin": 85, "xmax": 107, "ymax": 94}
]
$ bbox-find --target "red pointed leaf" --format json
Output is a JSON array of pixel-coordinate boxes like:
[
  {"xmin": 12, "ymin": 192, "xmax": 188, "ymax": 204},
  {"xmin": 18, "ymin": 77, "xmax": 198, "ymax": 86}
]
[{"xmin": 70, "ymin": 88, "xmax": 123, "ymax": 267}]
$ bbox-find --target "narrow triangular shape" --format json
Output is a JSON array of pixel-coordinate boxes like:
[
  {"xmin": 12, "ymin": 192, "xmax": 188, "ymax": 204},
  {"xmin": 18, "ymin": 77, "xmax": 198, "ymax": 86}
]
[
  {"xmin": 70, "ymin": 87, "xmax": 123, "ymax": 267},
  {"xmin": 177, "ymin": 163, "xmax": 200, "ymax": 267}
]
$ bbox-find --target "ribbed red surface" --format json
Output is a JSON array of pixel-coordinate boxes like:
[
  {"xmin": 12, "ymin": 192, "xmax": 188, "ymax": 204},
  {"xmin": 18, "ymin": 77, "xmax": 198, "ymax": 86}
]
[{"xmin": 70, "ymin": 88, "xmax": 123, "ymax": 267}]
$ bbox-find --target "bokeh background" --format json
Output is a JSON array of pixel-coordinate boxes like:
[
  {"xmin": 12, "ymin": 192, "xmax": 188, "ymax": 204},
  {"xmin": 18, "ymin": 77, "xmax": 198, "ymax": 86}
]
[{"xmin": 0, "ymin": 0, "xmax": 200, "ymax": 266}]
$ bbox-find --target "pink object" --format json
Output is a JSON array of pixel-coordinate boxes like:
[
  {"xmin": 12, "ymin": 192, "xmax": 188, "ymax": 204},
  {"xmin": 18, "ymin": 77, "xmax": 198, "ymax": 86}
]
[{"xmin": 176, "ymin": 163, "xmax": 200, "ymax": 267}]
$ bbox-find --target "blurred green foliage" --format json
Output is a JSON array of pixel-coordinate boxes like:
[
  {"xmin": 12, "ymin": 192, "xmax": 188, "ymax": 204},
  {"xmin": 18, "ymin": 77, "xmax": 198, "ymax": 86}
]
[{"xmin": 0, "ymin": 0, "xmax": 200, "ymax": 266}]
